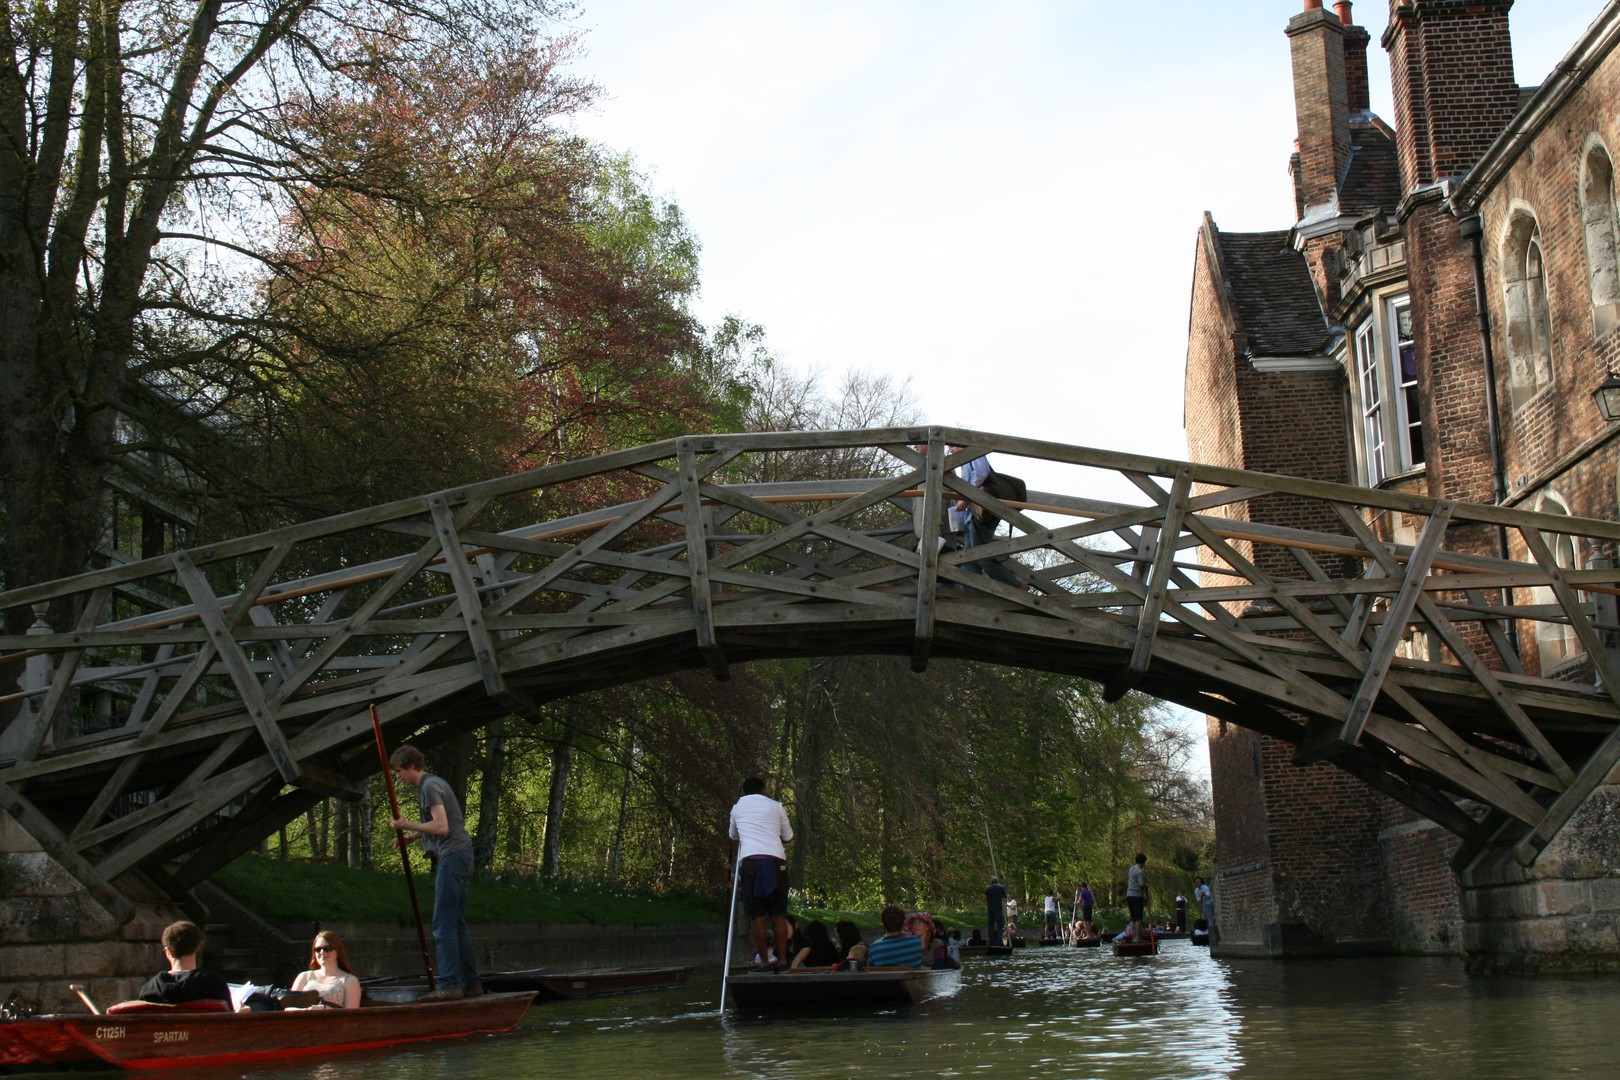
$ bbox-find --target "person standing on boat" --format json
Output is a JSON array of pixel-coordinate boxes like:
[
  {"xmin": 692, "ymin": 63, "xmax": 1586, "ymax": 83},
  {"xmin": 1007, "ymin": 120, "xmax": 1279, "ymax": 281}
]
[
  {"xmin": 138, "ymin": 920, "xmax": 231, "ymax": 1006},
  {"xmin": 1044, "ymin": 890, "xmax": 1060, "ymax": 940},
  {"xmin": 985, "ymin": 876, "xmax": 1007, "ymax": 946},
  {"xmin": 728, "ymin": 776, "xmax": 794, "ymax": 969},
  {"xmin": 1174, "ymin": 891, "xmax": 1189, "ymax": 933},
  {"xmin": 1195, "ymin": 876, "xmax": 1215, "ymax": 928},
  {"xmin": 1077, "ymin": 882, "xmax": 1096, "ymax": 938},
  {"xmin": 1126, "ymin": 853, "xmax": 1150, "ymax": 941},
  {"xmin": 390, "ymin": 744, "xmax": 481, "ymax": 1002}
]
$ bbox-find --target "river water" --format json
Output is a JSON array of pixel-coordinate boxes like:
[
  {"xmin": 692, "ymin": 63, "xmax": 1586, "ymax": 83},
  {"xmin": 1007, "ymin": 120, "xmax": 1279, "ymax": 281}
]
[{"xmin": 186, "ymin": 942, "xmax": 1620, "ymax": 1079}]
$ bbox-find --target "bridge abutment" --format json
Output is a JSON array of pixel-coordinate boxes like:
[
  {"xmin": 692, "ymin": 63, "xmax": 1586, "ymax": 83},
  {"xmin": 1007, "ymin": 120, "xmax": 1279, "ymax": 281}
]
[
  {"xmin": 0, "ymin": 811, "xmax": 181, "ymax": 1013},
  {"xmin": 1459, "ymin": 774, "xmax": 1620, "ymax": 974}
]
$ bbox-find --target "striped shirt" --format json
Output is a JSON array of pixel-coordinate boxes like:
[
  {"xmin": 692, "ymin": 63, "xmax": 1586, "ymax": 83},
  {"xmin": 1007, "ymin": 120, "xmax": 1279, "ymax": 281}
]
[{"xmin": 865, "ymin": 933, "xmax": 923, "ymax": 967}]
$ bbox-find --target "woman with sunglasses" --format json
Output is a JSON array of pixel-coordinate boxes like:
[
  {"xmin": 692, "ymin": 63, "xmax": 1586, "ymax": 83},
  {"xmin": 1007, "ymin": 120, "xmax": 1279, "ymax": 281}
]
[{"xmin": 289, "ymin": 931, "xmax": 362, "ymax": 1008}]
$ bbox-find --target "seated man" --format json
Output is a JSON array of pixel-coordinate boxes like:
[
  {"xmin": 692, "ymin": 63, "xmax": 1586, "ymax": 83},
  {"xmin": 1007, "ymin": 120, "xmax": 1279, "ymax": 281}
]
[
  {"xmin": 865, "ymin": 905, "xmax": 923, "ymax": 967},
  {"xmin": 138, "ymin": 921, "xmax": 231, "ymax": 1006}
]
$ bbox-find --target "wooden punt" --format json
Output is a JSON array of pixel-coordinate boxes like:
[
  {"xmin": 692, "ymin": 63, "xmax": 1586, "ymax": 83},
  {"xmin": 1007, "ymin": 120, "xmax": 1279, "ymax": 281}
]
[
  {"xmin": 363, "ymin": 964, "xmax": 692, "ymax": 1003},
  {"xmin": 1112, "ymin": 934, "xmax": 1160, "ymax": 957},
  {"xmin": 984, "ymin": 945, "xmax": 1015, "ymax": 957},
  {"xmin": 1, "ymin": 992, "xmax": 533, "ymax": 1072},
  {"xmin": 727, "ymin": 967, "xmax": 961, "ymax": 1010},
  {"xmin": 1072, "ymin": 935, "xmax": 1102, "ymax": 948},
  {"xmin": 1190, "ymin": 931, "xmax": 1211, "ymax": 947}
]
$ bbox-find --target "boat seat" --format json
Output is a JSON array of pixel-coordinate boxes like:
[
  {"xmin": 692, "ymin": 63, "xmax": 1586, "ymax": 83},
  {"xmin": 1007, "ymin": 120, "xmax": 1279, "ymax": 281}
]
[{"xmin": 106, "ymin": 998, "xmax": 233, "ymax": 1014}]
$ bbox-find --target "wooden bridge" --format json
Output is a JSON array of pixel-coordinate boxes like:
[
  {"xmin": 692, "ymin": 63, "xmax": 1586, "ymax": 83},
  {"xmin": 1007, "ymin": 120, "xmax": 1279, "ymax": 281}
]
[{"xmin": 2, "ymin": 428, "xmax": 1619, "ymax": 922}]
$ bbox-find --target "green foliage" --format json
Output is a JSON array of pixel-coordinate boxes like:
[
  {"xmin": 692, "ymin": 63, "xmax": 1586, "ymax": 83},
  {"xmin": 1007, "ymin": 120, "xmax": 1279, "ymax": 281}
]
[{"xmin": 213, "ymin": 854, "xmax": 723, "ymax": 926}]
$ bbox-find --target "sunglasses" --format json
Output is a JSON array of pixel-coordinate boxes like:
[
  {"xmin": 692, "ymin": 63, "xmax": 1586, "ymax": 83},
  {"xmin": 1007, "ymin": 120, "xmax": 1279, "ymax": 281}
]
[{"xmin": 314, "ymin": 945, "xmax": 336, "ymax": 953}]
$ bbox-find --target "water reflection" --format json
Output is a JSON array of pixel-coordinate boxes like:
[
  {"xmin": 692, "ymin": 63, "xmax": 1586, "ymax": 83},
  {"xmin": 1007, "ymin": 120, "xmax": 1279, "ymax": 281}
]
[{"xmin": 174, "ymin": 944, "xmax": 1620, "ymax": 1079}]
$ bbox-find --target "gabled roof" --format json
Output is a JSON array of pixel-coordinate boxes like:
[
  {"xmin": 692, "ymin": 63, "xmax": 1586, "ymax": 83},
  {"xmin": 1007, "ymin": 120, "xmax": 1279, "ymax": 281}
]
[{"xmin": 1213, "ymin": 228, "xmax": 1332, "ymax": 357}]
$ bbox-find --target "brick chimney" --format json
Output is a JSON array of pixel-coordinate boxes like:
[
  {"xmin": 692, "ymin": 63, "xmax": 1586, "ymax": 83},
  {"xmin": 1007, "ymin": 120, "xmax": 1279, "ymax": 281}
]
[
  {"xmin": 1338, "ymin": 3, "xmax": 1372, "ymax": 114},
  {"xmin": 1383, "ymin": 0, "xmax": 1519, "ymax": 190},
  {"xmin": 1288, "ymin": 1, "xmax": 1351, "ymax": 220}
]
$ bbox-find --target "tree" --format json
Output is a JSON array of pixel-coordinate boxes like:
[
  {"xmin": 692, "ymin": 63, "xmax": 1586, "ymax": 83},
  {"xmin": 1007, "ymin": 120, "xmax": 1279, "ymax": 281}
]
[{"xmin": 0, "ymin": 0, "xmax": 584, "ymax": 612}]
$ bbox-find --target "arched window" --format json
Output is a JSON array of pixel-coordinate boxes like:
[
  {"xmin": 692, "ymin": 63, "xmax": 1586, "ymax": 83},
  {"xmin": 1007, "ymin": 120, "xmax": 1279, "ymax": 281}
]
[
  {"xmin": 1502, "ymin": 210, "xmax": 1555, "ymax": 408},
  {"xmin": 1582, "ymin": 143, "xmax": 1620, "ymax": 336},
  {"xmin": 1532, "ymin": 494, "xmax": 1582, "ymax": 670}
]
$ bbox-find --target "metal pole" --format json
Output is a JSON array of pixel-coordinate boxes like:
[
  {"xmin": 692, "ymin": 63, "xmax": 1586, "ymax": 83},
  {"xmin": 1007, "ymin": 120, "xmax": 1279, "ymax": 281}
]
[{"xmin": 718, "ymin": 850, "xmax": 742, "ymax": 1014}]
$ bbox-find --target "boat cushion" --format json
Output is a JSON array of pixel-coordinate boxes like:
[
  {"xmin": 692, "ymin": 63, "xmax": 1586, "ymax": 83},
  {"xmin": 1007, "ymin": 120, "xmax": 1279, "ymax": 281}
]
[{"xmin": 106, "ymin": 998, "xmax": 233, "ymax": 1015}]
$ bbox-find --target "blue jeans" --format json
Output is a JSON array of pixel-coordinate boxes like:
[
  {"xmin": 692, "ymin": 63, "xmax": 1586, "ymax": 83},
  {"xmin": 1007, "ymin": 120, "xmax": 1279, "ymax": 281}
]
[
  {"xmin": 964, "ymin": 517, "xmax": 1023, "ymax": 588},
  {"xmin": 433, "ymin": 847, "xmax": 477, "ymax": 988}
]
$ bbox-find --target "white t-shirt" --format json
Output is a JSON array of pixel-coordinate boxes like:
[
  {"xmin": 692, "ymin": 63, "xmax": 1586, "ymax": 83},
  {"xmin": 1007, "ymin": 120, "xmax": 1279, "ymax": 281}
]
[{"xmin": 728, "ymin": 793, "xmax": 793, "ymax": 860}]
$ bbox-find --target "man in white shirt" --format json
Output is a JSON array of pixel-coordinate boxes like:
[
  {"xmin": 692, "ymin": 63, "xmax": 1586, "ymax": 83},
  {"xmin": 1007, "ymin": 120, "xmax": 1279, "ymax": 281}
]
[{"xmin": 729, "ymin": 776, "xmax": 794, "ymax": 968}]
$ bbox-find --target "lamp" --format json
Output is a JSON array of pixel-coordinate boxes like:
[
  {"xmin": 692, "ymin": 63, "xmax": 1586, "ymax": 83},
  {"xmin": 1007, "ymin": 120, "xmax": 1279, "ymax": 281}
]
[{"xmin": 1595, "ymin": 371, "xmax": 1620, "ymax": 422}]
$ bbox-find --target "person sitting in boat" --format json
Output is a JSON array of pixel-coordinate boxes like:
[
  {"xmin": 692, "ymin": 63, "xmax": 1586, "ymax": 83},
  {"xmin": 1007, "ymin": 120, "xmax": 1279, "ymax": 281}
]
[
  {"xmin": 288, "ymin": 931, "xmax": 362, "ymax": 1009},
  {"xmin": 865, "ymin": 905, "xmax": 923, "ymax": 967},
  {"xmin": 834, "ymin": 920, "xmax": 868, "ymax": 968},
  {"xmin": 925, "ymin": 919, "xmax": 961, "ymax": 970},
  {"xmin": 789, "ymin": 920, "xmax": 842, "ymax": 970},
  {"xmin": 967, "ymin": 928, "xmax": 986, "ymax": 946},
  {"xmin": 902, "ymin": 911, "xmax": 935, "ymax": 961},
  {"xmin": 138, "ymin": 920, "xmax": 231, "ymax": 1006}
]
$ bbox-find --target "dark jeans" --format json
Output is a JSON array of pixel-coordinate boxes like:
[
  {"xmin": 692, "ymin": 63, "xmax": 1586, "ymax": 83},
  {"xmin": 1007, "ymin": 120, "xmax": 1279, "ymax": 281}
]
[
  {"xmin": 963, "ymin": 517, "xmax": 1023, "ymax": 588},
  {"xmin": 433, "ymin": 847, "xmax": 477, "ymax": 988},
  {"xmin": 987, "ymin": 907, "xmax": 1005, "ymax": 946}
]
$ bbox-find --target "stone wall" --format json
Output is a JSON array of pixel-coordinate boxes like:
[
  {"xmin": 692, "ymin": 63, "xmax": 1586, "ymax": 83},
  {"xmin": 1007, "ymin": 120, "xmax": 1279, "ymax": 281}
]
[
  {"xmin": 0, "ymin": 813, "xmax": 183, "ymax": 1014},
  {"xmin": 1462, "ymin": 769, "xmax": 1620, "ymax": 974}
]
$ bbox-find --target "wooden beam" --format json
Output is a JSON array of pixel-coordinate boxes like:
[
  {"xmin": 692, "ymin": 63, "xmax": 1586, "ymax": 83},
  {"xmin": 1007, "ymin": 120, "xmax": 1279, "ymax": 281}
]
[
  {"xmin": 678, "ymin": 444, "xmax": 729, "ymax": 681},
  {"xmin": 429, "ymin": 495, "xmax": 507, "ymax": 697},
  {"xmin": 1340, "ymin": 501, "xmax": 1453, "ymax": 747}
]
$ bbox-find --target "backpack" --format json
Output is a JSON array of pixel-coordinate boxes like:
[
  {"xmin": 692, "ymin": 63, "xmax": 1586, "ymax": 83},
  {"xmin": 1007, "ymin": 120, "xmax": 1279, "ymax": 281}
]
[{"xmin": 974, "ymin": 467, "xmax": 1027, "ymax": 535}]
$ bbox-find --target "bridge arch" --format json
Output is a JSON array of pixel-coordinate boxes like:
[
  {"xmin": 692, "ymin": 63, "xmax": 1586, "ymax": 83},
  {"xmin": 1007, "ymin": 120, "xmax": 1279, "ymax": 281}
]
[{"xmin": 2, "ymin": 428, "xmax": 1619, "ymax": 930}]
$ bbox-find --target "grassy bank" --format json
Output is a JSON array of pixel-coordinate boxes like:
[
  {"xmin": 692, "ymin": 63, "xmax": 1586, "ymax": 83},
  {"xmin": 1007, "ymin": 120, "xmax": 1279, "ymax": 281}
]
[{"xmin": 213, "ymin": 854, "xmax": 726, "ymax": 926}]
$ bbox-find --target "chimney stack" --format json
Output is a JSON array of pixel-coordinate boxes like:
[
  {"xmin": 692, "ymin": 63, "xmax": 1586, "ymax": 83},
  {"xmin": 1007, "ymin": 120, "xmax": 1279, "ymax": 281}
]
[
  {"xmin": 1287, "ymin": 3, "xmax": 1351, "ymax": 218},
  {"xmin": 1384, "ymin": 0, "xmax": 1518, "ymax": 188}
]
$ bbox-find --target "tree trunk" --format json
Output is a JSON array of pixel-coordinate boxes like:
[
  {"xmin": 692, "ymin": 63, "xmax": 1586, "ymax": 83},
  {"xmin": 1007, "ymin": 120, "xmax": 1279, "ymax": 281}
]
[
  {"xmin": 542, "ymin": 704, "xmax": 579, "ymax": 878},
  {"xmin": 608, "ymin": 733, "xmax": 634, "ymax": 881},
  {"xmin": 473, "ymin": 718, "xmax": 506, "ymax": 873}
]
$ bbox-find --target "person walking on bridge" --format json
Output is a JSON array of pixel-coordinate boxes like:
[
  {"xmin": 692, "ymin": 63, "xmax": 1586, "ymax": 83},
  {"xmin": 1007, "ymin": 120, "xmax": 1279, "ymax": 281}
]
[{"xmin": 390, "ymin": 744, "xmax": 480, "ymax": 1001}]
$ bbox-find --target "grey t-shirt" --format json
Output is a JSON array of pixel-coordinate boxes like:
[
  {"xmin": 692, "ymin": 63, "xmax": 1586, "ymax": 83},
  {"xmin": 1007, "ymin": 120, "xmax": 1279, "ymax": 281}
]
[{"xmin": 418, "ymin": 773, "xmax": 471, "ymax": 858}]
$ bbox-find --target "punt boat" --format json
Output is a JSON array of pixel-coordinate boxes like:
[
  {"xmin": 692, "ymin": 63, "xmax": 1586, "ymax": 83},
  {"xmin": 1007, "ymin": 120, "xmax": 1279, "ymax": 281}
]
[
  {"xmin": 363, "ymin": 964, "xmax": 692, "ymax": 1003},
  {"xmin": 726, "ymin": 966, "xmax": 961, "ymax": 1010},
  {"xmin": 0, "ymin": 992, "xmax": 533, "ymax": 1072}
]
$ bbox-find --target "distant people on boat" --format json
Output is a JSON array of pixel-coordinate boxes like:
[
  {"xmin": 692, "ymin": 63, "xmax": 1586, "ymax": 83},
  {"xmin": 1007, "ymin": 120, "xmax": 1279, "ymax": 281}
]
[
  {"xmin": 1191, "ymin": 918, "xmax": 1211, "ymax": 945},
  {"xmin": 1126, "ymin": 852, "xmax": 1149, "ymax": 942},
  {"xmin": 727, "ymin": 776, "xmax": 794, "ymax": 971},
  {"xmin": 1077, "ymin": 882, "xmax": 1096, "ymax": 938},
  {"xmin": 390, "ymin": 744, "xmax": 481, "ymax": 1002},
  {"xmin": 985, "ymin": 876, "xmax": 1008, "ymax": 946},
  {"xmin": 1174, "ymin": 892, "xmax": 1188, "ymax": 933},
  {"xmin": 289, "ymin": 931, "xmax": 362, "ymax": 1008},
  {"xmin": 967, "ymin": 928, "xmax": 986, "ymax": 947},
  {"xmin": 790, "ymin": 920, "xmax": 842, "ymax": 970},
  {"xmin": 1195, "ymin": 876, "xmax": 1215, "ymax": 927},
  {"xmin": 835, "ymin": 920, "xmax": 868, "ymax": 967},
  {"xmin": 138, "ymin": 920, "xmax": 231, "ymax": 1006},
  {"xmin": 1006, "ymin": 895, "xmax": 1019, "ymax": 937},
  {"xmin": 866, "ymin": 905, "xmax": 924, "ymax": 967},
  {"xmin": 1044, "ymin": 891, "xmax": 1060, "ymax": 940}
]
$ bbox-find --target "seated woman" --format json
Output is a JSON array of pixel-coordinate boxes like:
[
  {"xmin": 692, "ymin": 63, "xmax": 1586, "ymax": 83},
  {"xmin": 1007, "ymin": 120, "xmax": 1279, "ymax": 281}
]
[
  {"xmin": 289, "ymin": 930, "xmax": 362, "ymax": 1008},
  {"xmin": 789, "ymin": 920, "xmax": 842, "ymax": 969},
  {"xmin": 903, "ymin": 912, "xmax": 935, "ymax": 966},
  {"xmin": 834, "ymin": 920, "xmax": 867, "ymax": 967},
  {"xmin": 925, "ymin": 918, "xmax": 960, "ymax": 970}
]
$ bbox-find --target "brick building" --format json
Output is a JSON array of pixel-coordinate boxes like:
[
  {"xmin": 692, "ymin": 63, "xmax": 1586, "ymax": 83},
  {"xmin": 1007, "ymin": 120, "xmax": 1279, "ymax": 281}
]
[{"xmin": 1184, "ymin": 0, "xmax": 1620, "ymax": 970}]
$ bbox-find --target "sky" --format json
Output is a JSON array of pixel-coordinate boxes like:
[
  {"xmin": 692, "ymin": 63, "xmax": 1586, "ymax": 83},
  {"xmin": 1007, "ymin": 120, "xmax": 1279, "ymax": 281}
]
[{"xmin": 558, "ymin": 0, "xmax": 1609, "ymax": 776}]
